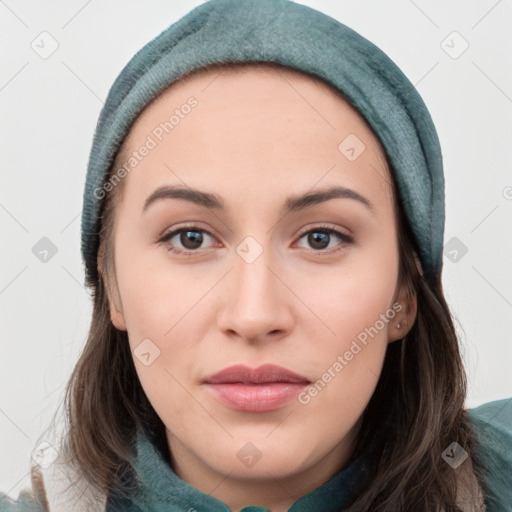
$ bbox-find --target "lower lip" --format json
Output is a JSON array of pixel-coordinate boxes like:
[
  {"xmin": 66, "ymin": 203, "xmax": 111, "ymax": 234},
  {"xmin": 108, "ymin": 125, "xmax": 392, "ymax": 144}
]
[{"xmin": 204, "ymin": 382, "xmax": 309, "ymax": 412}]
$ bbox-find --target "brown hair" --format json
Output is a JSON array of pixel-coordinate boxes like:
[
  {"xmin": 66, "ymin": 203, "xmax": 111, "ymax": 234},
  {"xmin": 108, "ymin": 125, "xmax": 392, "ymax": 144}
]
[{"xmin": 58, "ymin": 62, "xmax": 491, "ymax": 511}]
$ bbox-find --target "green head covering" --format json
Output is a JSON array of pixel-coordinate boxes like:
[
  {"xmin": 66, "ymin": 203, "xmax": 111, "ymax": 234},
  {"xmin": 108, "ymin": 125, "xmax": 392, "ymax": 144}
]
[{"xmin": 81, "ymin": 0, "xmax": 444, "ymax": 287}]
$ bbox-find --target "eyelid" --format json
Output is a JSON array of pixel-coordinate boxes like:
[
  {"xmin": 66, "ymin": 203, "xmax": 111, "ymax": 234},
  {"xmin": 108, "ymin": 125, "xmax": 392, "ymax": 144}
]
[
  {"xmin": 157, "ymin": 222, "xmax": 214, "ymax": 240},
  {"xmin": 296, "ymin": 222, "xmax": 352, "ymax": 240}
]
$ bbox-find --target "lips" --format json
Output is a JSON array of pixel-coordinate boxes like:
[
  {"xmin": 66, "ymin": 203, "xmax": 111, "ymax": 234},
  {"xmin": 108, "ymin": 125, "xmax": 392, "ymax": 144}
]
[
  {"xmin": 203, "ymin": 364, "xmax": 310, "ymax": 385},
  {"xmin": 202, "ymin": 364, "xmax": 310, "ymax": 412}
]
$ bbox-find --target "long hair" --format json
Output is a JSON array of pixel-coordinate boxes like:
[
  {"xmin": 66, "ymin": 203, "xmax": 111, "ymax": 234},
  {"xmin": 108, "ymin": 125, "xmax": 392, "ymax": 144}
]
[{"xmin": 58, "ymin": 62, "xmax": 491, "ymax": 511}]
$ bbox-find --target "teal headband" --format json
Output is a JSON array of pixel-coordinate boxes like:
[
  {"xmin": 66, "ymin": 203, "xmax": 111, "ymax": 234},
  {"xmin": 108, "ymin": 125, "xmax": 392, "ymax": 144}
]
[{"xmin": 81, "ymin": 0, "xmax": 444, "ymax": 287}]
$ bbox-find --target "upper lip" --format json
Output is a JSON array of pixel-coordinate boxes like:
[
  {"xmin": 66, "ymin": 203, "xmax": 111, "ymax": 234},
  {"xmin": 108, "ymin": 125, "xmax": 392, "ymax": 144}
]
[{"xmin": 203, "ymin": 364, "xmax": 310, "ymax": 385}]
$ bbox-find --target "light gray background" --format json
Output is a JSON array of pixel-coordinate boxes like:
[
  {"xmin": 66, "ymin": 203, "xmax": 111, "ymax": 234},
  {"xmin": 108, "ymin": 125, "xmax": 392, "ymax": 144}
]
[{"xmin": 1, "ymin": 0, "xmax": 511, "ymax": 499}]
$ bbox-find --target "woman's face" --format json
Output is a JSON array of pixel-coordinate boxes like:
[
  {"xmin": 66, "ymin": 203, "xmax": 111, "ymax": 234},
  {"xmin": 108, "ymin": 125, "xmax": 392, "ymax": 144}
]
[{"xmin": 106, "ymin": 65, "xmax": 415, "ymax": 491}]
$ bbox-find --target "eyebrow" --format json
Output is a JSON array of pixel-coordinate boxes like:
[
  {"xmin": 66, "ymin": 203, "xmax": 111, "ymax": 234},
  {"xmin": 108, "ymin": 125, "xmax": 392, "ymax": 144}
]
[{"xmin": 142, "ymin": 184, "xmax": 374, "ymax": 215}]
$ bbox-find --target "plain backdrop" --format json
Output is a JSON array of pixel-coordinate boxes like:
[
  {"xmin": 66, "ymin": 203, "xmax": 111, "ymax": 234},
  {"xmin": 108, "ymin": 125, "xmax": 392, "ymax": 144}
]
[{"xmin": 1, "ymin": 0, "xmax": 511, "ymax": 499}]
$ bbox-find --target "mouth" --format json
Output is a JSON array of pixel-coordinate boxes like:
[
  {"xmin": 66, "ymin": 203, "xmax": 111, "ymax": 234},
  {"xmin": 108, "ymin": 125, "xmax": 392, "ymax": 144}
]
[{"xmin": 202, "ymin": 364, "xmax": 310, "ymax": 412}]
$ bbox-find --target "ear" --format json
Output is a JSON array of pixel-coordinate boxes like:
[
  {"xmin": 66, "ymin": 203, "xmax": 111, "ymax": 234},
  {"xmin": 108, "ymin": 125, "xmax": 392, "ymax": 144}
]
[
  {"xmin": 97, "ymin": 243, "xmax": 127, "ymax": 331},
  {"xmin": 388, "ymin": 281, "xmax": 417, "ymax": 343},
  {"xmin": 109, "ymin": 295, "xmax": 127, "ymax": 332}
]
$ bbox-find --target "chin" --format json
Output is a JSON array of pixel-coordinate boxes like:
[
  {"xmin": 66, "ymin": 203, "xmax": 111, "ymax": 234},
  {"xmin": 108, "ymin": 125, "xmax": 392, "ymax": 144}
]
[{"xmin": 204, "ymin": 437, "xmax": 314, "ymax": 478}]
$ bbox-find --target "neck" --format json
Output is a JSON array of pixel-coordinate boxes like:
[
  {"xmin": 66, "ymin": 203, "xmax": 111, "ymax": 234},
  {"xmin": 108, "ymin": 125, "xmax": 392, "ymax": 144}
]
[{"xmin": 166, "ymin": 428, "xmax": 359, "ymax": 511}]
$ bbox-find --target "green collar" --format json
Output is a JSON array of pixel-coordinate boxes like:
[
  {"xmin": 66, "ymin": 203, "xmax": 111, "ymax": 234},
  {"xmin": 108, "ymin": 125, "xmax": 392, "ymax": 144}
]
[{"xmin": 107, "ymin": 427, "xmax": 370, "ymax": 511}]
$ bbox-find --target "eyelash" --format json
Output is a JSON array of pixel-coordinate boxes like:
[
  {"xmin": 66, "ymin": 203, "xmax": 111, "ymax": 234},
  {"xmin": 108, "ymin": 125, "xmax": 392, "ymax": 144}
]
[{"xmin": 157, "ymin": 223, "xmax": 354, "ymax": 257}]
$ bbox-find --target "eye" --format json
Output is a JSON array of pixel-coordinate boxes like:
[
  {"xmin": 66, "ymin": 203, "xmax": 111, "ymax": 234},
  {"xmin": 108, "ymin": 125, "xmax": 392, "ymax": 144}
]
[
  {"xmin": 158, "ymin": 225, "xmax": 217, "ymax": 256},
  {"xmin": 295, "ymin": 224, "xmax": 353, "ymax": 254},
  {"xmin": 157, "ymin": 223, "xmax": 353, "ymax": 256}
]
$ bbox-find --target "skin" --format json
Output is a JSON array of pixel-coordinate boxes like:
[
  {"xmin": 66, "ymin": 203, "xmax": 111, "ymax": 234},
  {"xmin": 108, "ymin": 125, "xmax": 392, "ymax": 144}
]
[{"xmin": 103, "ymin": 65, "xmax": 417, "ymax": 512}]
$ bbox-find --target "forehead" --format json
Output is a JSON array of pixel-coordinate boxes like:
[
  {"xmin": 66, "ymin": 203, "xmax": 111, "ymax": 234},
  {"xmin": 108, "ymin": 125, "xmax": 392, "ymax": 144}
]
[
  {"xmin": 114, "ymin": 62, "xmax": 394, "ymax": 212},
  {"xmin": 121, "ymin": 62, "xmax": 387, "ymax": 154}
]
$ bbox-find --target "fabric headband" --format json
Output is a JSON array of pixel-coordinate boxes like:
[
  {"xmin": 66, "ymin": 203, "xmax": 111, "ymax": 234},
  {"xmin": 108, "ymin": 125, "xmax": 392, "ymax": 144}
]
[{"xmin": 81, "ymin": 0, "xmax": 445, "ymax": 287}]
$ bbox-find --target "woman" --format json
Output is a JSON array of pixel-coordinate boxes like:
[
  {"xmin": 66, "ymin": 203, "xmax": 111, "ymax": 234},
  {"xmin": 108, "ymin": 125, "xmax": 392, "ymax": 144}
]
[{"xmin": 1, "ymin": 1, "xmax": 511, "ymax": 511}]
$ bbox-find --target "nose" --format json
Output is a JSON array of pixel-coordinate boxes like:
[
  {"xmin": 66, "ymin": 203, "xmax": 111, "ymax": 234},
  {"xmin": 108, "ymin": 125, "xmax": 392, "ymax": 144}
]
[{"xmin": 217, "ymin": 243, "xmax": 295, "ymax": 345}]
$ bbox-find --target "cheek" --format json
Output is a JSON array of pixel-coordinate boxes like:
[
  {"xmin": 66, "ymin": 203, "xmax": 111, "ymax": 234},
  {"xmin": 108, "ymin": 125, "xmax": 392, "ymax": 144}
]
[
  {"xmin": 113, "ymin": 230, "xmax": 195, "ymax": 338},
  {"xmin": 303, "ymin": 249, "xmax": 399, "ymax": 343},
  {"xmin": 113, "ymin": 237, "xmax": 211, "ymax": 377},
  {"xmin": 114, "ymin": 252, "xmax": 209, "ymax": 431},
  {"xmin": 296, "ymin": 247, "xmax": 399, "ymax": 409}
]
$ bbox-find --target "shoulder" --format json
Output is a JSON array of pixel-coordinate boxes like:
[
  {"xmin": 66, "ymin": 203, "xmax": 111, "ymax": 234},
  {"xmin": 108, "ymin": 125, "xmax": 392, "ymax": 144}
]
[
  {"xmin": 465, "ymin": 397, "xmax": 512, "ymax": 512},
  {"xmin": 0, "ymin": 466, "xmax": 49, "ymax": 512},
  {"xmin": 1, "ymin": 447, "xmax": 107, "ymax": 512}
]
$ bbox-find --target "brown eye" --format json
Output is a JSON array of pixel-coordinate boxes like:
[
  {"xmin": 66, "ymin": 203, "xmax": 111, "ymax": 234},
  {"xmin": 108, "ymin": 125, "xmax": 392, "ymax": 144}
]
[
  {"xmin": 158, "ymin": 226, "xmax": 216, "ymax": 255},
  {"xmin": 296, "ymin": 225, "xmax": 353, "ymax": 253}
]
